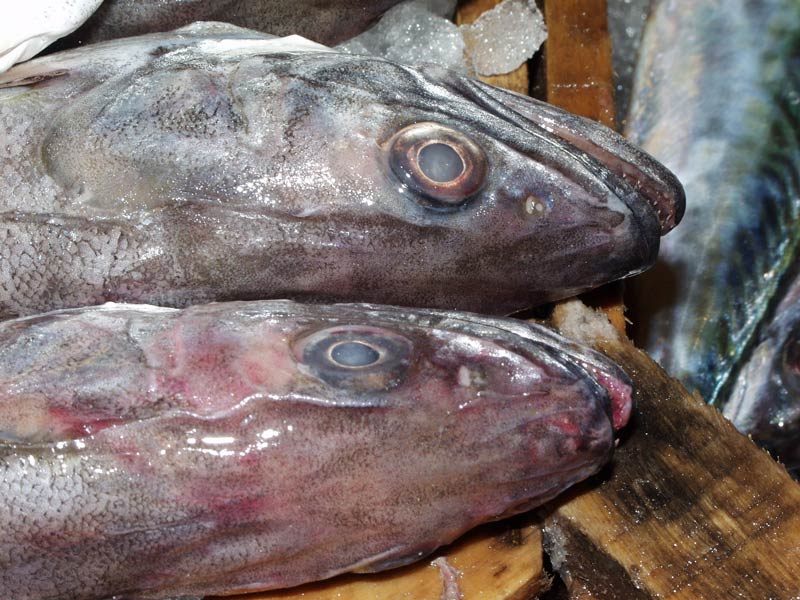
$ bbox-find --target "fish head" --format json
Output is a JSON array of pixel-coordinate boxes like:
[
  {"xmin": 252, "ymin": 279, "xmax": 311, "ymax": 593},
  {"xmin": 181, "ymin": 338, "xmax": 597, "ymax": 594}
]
[
  {"xmin": 284, "ymin": 304, "xmax": 632, "ymax": 515},
  {"xmin": 34, "ymin": 40, "xmax": 683, "ymax": 312},
  {"xmin": 227, "ymin": 53, "xmax": 685, "ymax": 307},
  {"xmin": 0, "ymin": 300, "xmax": 633, "ymax": 594}
]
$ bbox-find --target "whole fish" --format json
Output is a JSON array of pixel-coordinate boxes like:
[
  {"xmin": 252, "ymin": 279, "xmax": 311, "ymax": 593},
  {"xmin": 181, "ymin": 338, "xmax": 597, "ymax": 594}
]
[
  {"xmin": 0, "ymin": 300, "xmax": 632, "ymax": 599},
  {"xmin": 627, "ymin": 0, "xmax": 800, "ymax": 406},
  {"xmin": 0, "ymin": 24, "xmax": 684, "ymax": 319},
  {"xmin": 724, "ymin": 267, "xmax": 800, "ymax": 468}
]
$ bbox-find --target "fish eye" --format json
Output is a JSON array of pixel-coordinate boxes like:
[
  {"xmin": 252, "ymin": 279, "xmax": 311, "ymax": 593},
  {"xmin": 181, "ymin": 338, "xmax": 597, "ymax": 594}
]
[
  {"xmin": 294, "ymin": 326, "xmax": 413, "ymax": 392},
  {"xmin": 388, "ymin": 122, "xmax": 487, "ymax": 210}
]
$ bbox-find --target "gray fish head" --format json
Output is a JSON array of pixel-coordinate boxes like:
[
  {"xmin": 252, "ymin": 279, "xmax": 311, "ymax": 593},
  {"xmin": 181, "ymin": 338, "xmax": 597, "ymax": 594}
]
[
  {"xmin": 235, "ymin": 53, "xmax": 683, "ymax": 307},
  {"xmin": 34, "ymin": 41, "xmax": 684, "ymax": 312},
  {"xmin": 243, "ymin": 53, "xmax": 685, "ymax": 305}
]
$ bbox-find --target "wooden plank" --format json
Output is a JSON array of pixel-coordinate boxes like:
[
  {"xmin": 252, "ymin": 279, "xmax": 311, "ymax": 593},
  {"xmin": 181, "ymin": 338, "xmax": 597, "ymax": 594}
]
[
  {"xmin": 544, "ymin": 301, "xmax": 800, "ymax": 599},
  {"xmin": 542, "ymin": 0, "xmax": 615, "ymax": 128},
  {"xmin": 218, "ymin": 515, "xmax": 547, "ymax": 600}
]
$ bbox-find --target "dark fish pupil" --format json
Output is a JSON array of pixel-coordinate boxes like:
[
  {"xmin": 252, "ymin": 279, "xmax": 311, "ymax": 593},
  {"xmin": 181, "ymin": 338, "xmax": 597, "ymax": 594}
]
[
  {"xmin": 330, "ymin": 341, "xmax": 381, "ymax": 367},
  {"xmin": 418, "ymin": 143, "xmax": 464, "ymax": 182}
]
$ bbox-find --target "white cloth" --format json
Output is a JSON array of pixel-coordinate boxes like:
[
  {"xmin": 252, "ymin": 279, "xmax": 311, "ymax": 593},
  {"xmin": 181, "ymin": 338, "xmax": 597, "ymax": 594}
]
[{"xmin": 0, "ymin": 0, "xmax": 104, "ymax": 73}]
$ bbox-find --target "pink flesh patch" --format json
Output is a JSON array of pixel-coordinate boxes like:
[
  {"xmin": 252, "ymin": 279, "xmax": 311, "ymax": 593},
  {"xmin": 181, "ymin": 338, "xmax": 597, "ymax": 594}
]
[
  {"xmin": 48, "ymin": 406, "xmax": 127, "ymax": 438},
  {"xmin": 580, "ymin": 363, "xmax": 633, "ymax": 431}
]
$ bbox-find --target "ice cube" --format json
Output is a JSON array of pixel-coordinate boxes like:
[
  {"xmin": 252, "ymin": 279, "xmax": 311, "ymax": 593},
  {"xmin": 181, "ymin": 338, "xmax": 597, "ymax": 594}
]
[
  {"xmin": 461, "ymin": 0, "xmax": 547, "ymax": 76},
  {"xmin": 338, "ymin": 0, "xmax": 468, "ymax": 73}
]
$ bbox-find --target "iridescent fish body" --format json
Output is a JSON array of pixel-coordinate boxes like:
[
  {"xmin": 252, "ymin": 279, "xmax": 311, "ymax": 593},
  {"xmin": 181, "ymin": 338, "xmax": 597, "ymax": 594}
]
[
  {"xmin": 0, "ymin": 24, "xmax": 683, "ymax": 318},
  {"xmin": 725, "ymin": 269, "xmax": 800, "ymax": 468},
  {"xmin": 627, "ymin": 0, "xmax": 800, "ymax": 407},
  {"xmin": 0, "ymin": 300, "xmax": 631, "ymax": 599}
]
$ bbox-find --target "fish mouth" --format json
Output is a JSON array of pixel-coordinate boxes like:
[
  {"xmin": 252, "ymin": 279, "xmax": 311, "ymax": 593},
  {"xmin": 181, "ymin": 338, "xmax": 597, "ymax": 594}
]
[
  {"xmin": 431, "ymin": 70, "xmax": 685, "ymax": 235},
  {"xmin": 423, "ymin": 309, "xmax": 634, "ymax": 432},
  {"xmin": 530, "ymin": 107, "xmax": 686, "ymax": 235}
]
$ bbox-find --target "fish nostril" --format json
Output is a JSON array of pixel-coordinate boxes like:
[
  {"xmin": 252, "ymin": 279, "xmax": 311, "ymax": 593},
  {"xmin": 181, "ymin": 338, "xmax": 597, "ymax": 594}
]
[{"xmin": 522, "ymin": 195, "xmax": 549, "ymax": 217}]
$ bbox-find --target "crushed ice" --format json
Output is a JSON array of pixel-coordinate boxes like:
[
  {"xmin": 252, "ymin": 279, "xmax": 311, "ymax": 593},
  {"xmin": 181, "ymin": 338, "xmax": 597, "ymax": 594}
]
[{"xmin": 338, "ymin": 0, "xmax": 547, "ymax": 77}]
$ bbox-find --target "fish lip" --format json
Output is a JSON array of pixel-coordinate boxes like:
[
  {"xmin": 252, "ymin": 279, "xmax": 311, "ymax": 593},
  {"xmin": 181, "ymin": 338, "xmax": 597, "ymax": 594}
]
[
  {"xmin": 539, "ymin": 118, "xmax": 687, "ymax": 235},
  {"xmin": 431, "ymin": 71, "xmax": 686, "ymax": 235}
]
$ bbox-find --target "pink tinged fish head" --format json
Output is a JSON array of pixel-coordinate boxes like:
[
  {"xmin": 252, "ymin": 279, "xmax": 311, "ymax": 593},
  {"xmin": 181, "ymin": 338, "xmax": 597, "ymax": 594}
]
[
  {"xmin": 286, "ymin": 308, "xmax": 630, "ymax": 518},
  {"xmin": 0, "ymin": 302, "xmax": 633, "ymax": 598}
]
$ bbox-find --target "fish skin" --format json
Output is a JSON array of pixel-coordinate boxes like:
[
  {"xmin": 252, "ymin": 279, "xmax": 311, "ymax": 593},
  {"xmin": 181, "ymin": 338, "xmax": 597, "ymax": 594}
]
[
  {"xmin": 54, "ymin": 0, "xmax": 408, "ymax": 49},
  {"xmin": 0, "ymin": 24, "xmax": 683, "ymax": 318},
  {"xmin": 0, "ymin": 300, "xmax": 632, "ymax": 599},
  {"xmin": 724, "ymin": 270, "xmax": 800, "ymax": 468},
  {"xmin": 627, "ymin": 0, "xmax": 800, "ymax": 406}
]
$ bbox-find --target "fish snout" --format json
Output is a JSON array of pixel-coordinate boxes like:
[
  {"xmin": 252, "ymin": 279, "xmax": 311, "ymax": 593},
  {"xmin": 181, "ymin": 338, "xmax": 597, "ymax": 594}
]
[
  {"xmin": 444, "ymin": 72, "xmax": 686, "ymax": 235},
  {"xmin": 543, "ymin": 120, "xmax": 686, "ymax": 235}
]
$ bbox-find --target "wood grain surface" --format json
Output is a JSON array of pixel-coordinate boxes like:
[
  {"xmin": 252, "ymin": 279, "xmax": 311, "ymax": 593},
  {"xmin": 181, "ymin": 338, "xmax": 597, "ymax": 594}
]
[
  {"xmin": 542, "ymin": 0, "xmax": 615, "ymax": 128},
  {"xmin": 545, "ymin": 302, "xmax": 800, "ymax": 599}
]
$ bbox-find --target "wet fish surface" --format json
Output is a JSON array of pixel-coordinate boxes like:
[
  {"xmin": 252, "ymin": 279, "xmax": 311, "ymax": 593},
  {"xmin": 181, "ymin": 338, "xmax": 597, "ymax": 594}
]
[
  {"xmin": 627, "ymin": 0, "xmax": 800, "ymax": 406},
  {"xmin": 0, "ymin": 24, "xmax": 683, "ymax": 318},
  {"xmin": 606, "ymin": 0, "xmax": 652, "ymax": 128},
  {"xmin": 55, "ymin": 0, "xmax": 407, "ymax": 49},
  {"xmin": 725, "ymin": 266, "xmax": 800, "ymax": 469},
  {"xmin": 0, "ymin": 300, "xmax": 632, "ymax": 599}
]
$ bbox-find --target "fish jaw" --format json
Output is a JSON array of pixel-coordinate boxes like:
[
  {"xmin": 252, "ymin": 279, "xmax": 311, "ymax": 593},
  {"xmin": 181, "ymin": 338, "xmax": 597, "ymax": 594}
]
[{"xmin": 0, "ymin": 301, "xmax": 629, "ymax": 598}]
